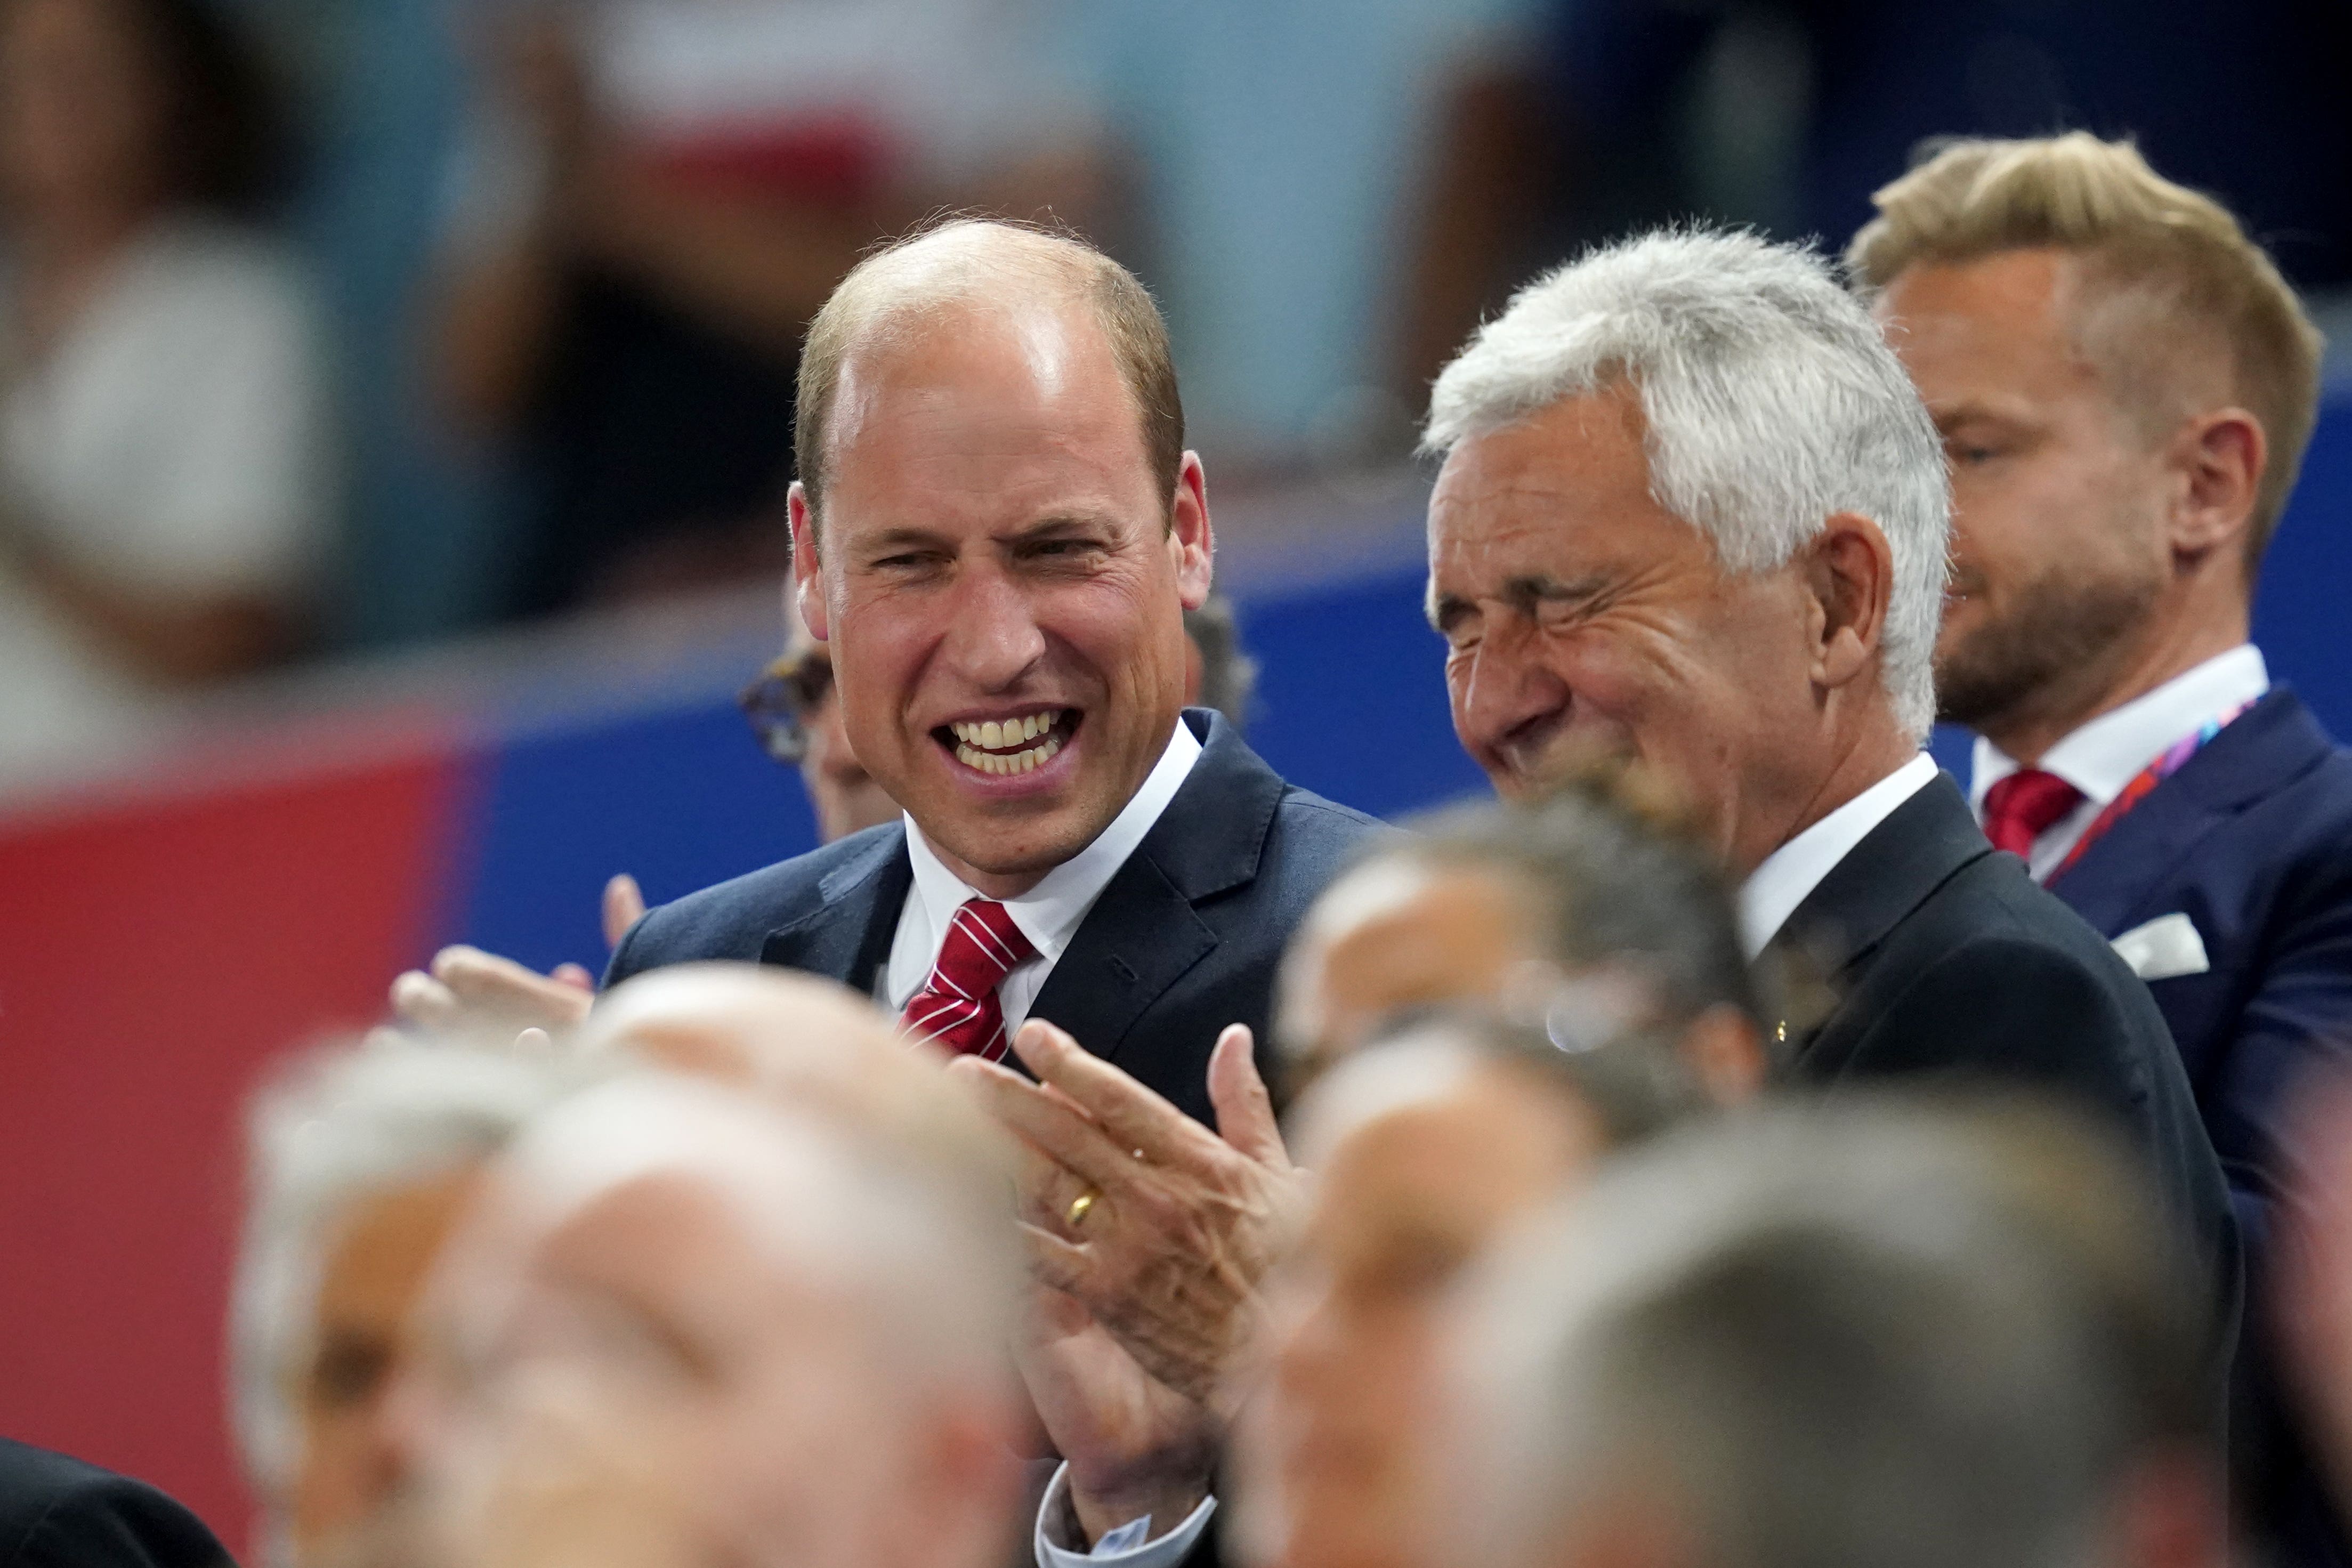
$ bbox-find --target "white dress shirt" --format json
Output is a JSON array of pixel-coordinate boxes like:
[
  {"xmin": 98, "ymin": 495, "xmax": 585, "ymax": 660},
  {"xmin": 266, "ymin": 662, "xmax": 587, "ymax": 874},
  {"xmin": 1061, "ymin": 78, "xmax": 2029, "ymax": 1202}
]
[
  {"xmin": 1969, "ymin": 645, "xmax": 2270, "ymax": 883},
  {"xmin": 885, "ymin": 717, "xmax": 1202, "ymax": 1031},
  {"xmin": 1737, "ymin": 753, "xmax": 1941, "ymax": 958},
  {"xmin": 1034, "ymin": 1460, "xmax": 1218, "ymax": 1568}
]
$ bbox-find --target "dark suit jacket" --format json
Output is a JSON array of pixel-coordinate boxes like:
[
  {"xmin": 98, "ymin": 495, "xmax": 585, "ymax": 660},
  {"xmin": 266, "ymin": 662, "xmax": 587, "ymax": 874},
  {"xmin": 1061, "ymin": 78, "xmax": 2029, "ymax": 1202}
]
[
  {"xmin": 1766, "ymin": 775, "xmax": 2242, "ymax": 1364},
  {"xmin": 0, "ymin": 1441, "xmax": 232, "ymax": 1568},
  {"xmin": 607, "ymin": 710, "xmax": 1385, "ymax": 1122},
  {"xmin": 2043, "ymin": 688, "xmax": 2352, "ymax": 1568}
]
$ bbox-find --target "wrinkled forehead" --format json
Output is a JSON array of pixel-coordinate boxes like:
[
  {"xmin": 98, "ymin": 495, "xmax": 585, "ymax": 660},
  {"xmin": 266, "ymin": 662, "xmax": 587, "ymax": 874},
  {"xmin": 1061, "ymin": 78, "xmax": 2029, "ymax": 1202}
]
[{"xmin": 1425, "ymin": 391, "xmax": 1693, "ymax": 588}]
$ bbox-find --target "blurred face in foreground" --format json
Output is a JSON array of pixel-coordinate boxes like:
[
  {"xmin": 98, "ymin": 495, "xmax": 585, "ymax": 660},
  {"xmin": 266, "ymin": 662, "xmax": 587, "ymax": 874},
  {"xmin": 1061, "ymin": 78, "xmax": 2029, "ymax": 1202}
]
[
  {"xmin": 1276, "ymin": 859, "xmax": 1544, "ymax": 1087},
  {"xmin": 407, "ymin": 1094, "xmax": 1001, "ymax": 1568},
  {"xmin": 1876, "ymin": 249, "xmax": 2181, "ymax": 739},
  {"xmin": 801, "ymin": 688, "xmax": 897, "ymax": 842},
  {"xmin": 1427, "ymin": 390, "xmax": 1843, "ymax": 876},
  {"xmin": 793, "ymin": 296, "xmax": 1214, "ymax": 898},
  {"xmin": 1234, "ymin": 1052, "xmax": 1607, "ymax": 1568},
  {"xmin": 285, "ymin": 1168, "xmax": 485, "ymax": 1568}
]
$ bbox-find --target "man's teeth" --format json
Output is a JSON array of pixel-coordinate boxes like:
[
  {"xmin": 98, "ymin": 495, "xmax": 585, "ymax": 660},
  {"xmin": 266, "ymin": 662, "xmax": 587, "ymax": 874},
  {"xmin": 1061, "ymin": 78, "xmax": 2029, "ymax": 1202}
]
[
  {"xmin": 954, "ymin": 735, "xmax": 1064, "ymax": 775},
  {"xmin": 949, "ymin": 711, "xmax": 1063, "ymax": 749}
]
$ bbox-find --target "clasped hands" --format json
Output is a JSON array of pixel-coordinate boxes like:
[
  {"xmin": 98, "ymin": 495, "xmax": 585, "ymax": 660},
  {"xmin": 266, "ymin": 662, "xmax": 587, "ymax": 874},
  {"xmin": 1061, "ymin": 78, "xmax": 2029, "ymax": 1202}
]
[{"xmin": 950, "ymin": 1019, "xmax": 1307, "ymax": 1547}]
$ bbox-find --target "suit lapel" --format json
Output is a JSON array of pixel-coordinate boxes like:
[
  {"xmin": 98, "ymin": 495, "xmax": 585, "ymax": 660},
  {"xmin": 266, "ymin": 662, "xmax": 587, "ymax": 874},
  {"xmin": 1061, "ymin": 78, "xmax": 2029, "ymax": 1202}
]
[
  {"xmin": 1763, "ymin": 775, "xmax": 1994, "ymax": 1053},
  {"xmin": 759, "ymin": 825, "xmax": 913, "ymax": 996},
  {"xmin": 1029, "ymin": 851, "xmax": 1219, "ymax": 1066},
  {"xmin": 2049, "ymin": 689, "xmax": 2329, "ymax": 935},
  {"xmin": 1029, "ymin": 710, "xmax": 1289, "ymax": 1068}
]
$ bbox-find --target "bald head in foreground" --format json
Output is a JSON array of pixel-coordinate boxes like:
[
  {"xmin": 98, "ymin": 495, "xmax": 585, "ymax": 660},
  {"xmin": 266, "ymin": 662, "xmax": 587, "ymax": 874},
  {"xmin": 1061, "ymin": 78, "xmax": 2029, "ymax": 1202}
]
[
  {"xmin": 605, "ymin": 219, "xmax": 1380, "ymax": 1128},
  {"xmin": 1443, "ymin": 1100, "xmax": 2221, "ymax": 1568},
  {"xmin": 393, "ymin": 968, "xmax": 1027, "ymax": 1568},
  {"xmin": 1420, "ymin": 226, "xmax": 2234, "ymax": 1355}
]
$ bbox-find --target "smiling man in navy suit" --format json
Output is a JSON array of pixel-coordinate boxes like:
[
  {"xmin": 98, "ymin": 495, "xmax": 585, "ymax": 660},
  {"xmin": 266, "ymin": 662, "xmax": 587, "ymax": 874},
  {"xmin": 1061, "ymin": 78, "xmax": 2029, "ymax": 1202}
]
[
  {"xmin": 605, "ymin": 219, "xmax": 1380, "ymax": 1128},
  {"xmin": 1856, "ymin": 134, "xmax": 2352, "ymax": 1568}
]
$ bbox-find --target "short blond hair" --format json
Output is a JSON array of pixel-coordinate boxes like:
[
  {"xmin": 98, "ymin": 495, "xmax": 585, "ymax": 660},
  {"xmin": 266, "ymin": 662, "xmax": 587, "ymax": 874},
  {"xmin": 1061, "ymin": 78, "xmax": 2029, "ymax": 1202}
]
[
  {"xmin": 1849, "ymin": 133, "xmax": 2324, "ymax": 562},
  {"xmin": 794, "ymin": 217, "xmax": 1183, "ymax": 527}
]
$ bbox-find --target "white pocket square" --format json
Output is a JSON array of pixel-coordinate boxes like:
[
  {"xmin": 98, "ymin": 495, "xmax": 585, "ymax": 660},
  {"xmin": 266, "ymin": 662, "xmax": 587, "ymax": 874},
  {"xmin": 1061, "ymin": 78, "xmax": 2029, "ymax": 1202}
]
[{"xmin": 2112, "ymin": 913, "xmax": 2209, "ymax": 981}]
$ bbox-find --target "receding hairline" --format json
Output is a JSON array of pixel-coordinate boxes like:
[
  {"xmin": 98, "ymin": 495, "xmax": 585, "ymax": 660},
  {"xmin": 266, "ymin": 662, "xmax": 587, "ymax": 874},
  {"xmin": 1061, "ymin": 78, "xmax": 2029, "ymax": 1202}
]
[{"xmin": 796, "ymin": 219, "xmax": 1182, "ymax": 526}]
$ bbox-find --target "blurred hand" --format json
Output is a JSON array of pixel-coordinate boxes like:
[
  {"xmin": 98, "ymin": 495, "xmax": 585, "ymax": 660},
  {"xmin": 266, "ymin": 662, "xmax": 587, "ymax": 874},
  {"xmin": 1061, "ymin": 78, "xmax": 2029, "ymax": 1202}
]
[
  {"xmin": 1013, "ymin": 1284, "xmax": 1217, "ymax": 1549},
  {"xmin": 603, "ymin": 873, "xmax": 646, "ymax": 947},
  {"xmin": 385, "ymin": 875, "xmax": 646, "ymax": 1046},
  {"xmin": 951, "ymin": 1020, "xmax": 1306, "ymax": 1410},
  {"xmin": 389, "ymin": 946, "xmax": 594, "ymax": 1043}
]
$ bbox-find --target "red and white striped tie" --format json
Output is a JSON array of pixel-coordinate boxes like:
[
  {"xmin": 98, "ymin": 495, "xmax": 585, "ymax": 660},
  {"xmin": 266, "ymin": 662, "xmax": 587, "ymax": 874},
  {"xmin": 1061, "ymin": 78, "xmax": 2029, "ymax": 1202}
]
[{"xmin": 900, "ymin": 898, "xmax": 1038, "ymax": 1061}]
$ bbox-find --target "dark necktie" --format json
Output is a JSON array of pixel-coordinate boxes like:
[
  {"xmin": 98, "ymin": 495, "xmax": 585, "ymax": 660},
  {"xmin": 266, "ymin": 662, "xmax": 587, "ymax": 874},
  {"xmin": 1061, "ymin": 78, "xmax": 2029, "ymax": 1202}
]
[
  {"xmin": 1981, "ymin": 768, "xmax": 2085, "ymax": 858},
  {"xmin": 900, "ymin": 898, "xmax": 1038, "ymax": 1061}
]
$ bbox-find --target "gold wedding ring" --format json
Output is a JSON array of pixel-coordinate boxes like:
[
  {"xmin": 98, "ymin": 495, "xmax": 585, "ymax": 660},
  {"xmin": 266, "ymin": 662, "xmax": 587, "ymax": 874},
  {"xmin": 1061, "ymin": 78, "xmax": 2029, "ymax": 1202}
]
[{"xmin": 1066, "ymin": 1190, "xmax": 1099, "ymax": 1228}]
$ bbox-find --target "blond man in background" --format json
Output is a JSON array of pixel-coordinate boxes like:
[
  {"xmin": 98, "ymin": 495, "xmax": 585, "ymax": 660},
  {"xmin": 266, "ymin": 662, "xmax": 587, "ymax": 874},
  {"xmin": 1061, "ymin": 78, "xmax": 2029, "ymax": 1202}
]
[{"xmin": 1855, "ymin": 132, "xmax": 2352, "ymax": 1568}]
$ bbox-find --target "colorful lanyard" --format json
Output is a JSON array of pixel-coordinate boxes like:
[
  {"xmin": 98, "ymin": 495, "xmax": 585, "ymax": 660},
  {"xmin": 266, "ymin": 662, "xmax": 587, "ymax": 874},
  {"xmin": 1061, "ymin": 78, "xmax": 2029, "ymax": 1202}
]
[{"xmin": 2048, "ymin": 696, "xmax": 2261, "ymax": 884}]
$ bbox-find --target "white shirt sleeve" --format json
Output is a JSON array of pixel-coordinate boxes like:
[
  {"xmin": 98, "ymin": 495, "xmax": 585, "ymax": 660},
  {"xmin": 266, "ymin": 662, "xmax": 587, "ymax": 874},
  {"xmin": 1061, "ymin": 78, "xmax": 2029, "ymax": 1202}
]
[{"xmin": 1033, "ymin": 1462, "xmax": 1217, "ymax": 1568}]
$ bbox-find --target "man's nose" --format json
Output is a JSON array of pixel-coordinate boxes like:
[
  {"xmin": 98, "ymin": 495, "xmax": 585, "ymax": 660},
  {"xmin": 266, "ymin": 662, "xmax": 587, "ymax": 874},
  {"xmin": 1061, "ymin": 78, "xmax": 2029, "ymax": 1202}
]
[
  {"xmin": 937, "ymin": 565, "xmax": 1047, "ymax": 690},
  {"xmin": 1451, "ymin": 619, "xmax": 1569, "ymax": 753}
]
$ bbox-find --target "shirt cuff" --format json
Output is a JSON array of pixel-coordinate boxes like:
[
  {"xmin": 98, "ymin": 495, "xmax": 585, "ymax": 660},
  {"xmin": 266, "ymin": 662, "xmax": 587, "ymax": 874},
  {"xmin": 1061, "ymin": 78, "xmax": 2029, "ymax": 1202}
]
[{"xmin": 1033, "ymin": 1461, "xmax": 1217, "ymax": 1568}]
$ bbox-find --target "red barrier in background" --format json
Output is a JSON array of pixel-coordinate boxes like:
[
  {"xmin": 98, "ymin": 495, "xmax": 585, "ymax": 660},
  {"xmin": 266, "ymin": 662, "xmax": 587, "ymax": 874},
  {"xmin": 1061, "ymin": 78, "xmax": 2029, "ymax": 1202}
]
[{"xmin": 0, "ymin": 742, "xmax": 476, "ymax": 1553}]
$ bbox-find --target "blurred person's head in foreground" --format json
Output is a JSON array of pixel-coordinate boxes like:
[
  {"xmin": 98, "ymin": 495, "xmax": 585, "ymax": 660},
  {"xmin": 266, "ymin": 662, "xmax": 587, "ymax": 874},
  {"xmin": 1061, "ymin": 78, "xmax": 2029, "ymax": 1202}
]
[
  {"xmin": 0, "ymin": 0, "xmax": 284, "ymax": 229},
  {"xmin": 1230, "ymin": 1007, "xmax": 1706, "ymax": 1568},
  {"xmin": 1850, "ymin": 134, "xmax": 2323, "ymax": 754},
  {"xmin": 743, "ymin": 585, "xmax": 1256, "ymax": 846},
  {"xmin": 571, "ymin": 960, "xmax": 985, "ymax": 1158},
  {"xmin": 402, "ymin": 1033, "xmax": 1022, "ymax": 1568},
  {"xmin": 1421, "ymin": 228, "xmax": 1947, "ymax": 876},
  {"xmin": 2281, "ymin": 1070, "xmax": 2352, "ymax": 1521},
  {"xmin": 786, "ymin": 216, "xmax": 1213, "ymax": 899},
  {"xmin": 1442, "ymin": 1096, "xmax": 2221, "ymax": 1568},
  {"xmin": 231, "ymin": 1039, "xmax": 583, "ymax": 1568},
  {"xmin": 740, "ymin": 589, "xmax": 900, "ymax": 845},
  {"xmin": 1275, "ymin": 769, "xmax": 1771, "ymax": 1103}
]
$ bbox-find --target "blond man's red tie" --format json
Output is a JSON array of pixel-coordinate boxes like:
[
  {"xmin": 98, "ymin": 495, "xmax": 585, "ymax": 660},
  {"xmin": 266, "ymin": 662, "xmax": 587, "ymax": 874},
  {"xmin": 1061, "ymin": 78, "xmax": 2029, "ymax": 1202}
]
[
  {"xmin": 900, "ymin": 898, "xmax": 1038, "ymax": 1061},
  {"xmin": 1981, "ymin": 768, "xmax": 2084, "ymax": 858}
]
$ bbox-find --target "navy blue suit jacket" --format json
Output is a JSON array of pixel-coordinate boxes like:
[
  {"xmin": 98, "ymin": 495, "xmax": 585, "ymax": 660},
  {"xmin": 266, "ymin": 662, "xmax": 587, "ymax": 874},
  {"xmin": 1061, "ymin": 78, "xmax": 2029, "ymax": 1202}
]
[
  {"xmin": 0, "ymin": 1441, "xmax": 232, "ymax": 1568},
  {"xmin": 2042, "ymin": 688, "xmax": 2352, "ymax": 1566},
  {"xmin": 606, "ymin": 710, "xmax": 1385, "ymax": 1124}
]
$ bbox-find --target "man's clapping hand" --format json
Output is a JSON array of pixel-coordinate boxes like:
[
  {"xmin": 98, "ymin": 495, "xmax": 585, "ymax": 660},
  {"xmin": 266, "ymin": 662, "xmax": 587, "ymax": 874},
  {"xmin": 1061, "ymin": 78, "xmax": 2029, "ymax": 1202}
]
[
  {"xmin": 1013, "ymin": 1284, "xmax": 1219, "ymax": 1548},
  {"xmin": 951, "ymin": 1018, "xmax": 1306, "ymax": 1411},
  {"xmin": 384, "ymin": 874, "xmax": 645, "ymax": 1044}
]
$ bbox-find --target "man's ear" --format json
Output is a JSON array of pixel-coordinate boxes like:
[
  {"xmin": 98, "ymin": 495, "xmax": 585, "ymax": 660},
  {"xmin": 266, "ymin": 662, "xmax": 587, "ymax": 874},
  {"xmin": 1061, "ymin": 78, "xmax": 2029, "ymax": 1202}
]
[
  {"xmin": 788, "ymin": 481, "xmax": 830, "ymax": 642},
  {"xmin": 1803, "ymin": 512, "xmax": 1894, "ymax": 694},
  {"xmin": 2164, "ymin": 407, "xmax": 2264, "ymax": 566},
  {"xmin": 1171, "ymin": 451, "xmax": 1216, "ymax": 611}
]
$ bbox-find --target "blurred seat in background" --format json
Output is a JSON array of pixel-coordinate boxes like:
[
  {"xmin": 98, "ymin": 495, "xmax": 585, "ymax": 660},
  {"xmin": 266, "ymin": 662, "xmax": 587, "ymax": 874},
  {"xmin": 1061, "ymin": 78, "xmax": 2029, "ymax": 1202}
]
[
  {"xmin": 427, "ymin": 0, "xmax": 1113, "ymax": 623},
  {"xmin": 0, "ymin": 0, "xmax": 329, "ymax": 788}
]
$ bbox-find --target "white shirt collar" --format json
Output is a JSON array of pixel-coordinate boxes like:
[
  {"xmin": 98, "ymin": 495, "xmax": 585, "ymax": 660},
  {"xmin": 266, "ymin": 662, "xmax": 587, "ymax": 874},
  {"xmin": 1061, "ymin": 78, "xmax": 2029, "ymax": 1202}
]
[
  {"xmin": 891, "ymin": 716, "xmax": 1203, "ymax": 1001},
  {"xmin": 1738, "ymin": 753, "xmax": 1940, "ymax": 958},
  {"xmin": 1970, "ymin": 644, "xmax": 2269, "ymax": 811}
]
